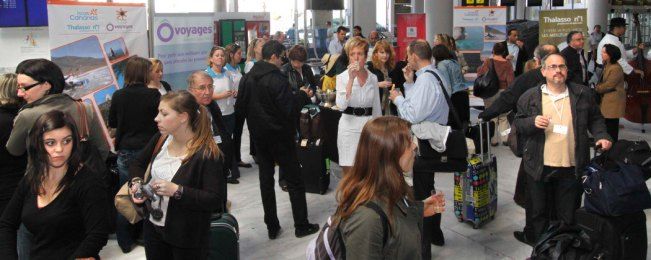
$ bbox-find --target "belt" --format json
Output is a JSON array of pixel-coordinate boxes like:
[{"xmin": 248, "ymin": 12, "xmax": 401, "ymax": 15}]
[{"xmin": 342, "ymin": 107, "xmax": 373, "ymax": 116}]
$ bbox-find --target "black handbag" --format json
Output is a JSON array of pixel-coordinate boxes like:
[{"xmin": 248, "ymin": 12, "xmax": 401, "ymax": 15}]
[
  {"xmin": 582, "ymin": 151, "xmax": 651, "ymax": 216},
  {"xmin": 473, "ymin": 59, "xmax": 500, "ymax": 99},
  {"xmin": 416, "ymin": 71, "xmax": 468, "ymax": 171}
]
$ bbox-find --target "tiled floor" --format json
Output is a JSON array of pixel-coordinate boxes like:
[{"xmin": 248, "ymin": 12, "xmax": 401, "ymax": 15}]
[{"xmin": 99, "ymin": 115, "xmax": 651, "ymax": 260}]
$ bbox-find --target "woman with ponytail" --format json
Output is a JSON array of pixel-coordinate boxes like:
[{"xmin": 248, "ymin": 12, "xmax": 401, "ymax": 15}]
[{"xmin": 129, "ymin": 90, "xmax": 224, "ymax": 259}]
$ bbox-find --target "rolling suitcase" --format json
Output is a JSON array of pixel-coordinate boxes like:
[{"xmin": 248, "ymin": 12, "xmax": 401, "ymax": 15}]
[
  {"xmin": 297, "ymin": 140, "xmax": 330, "ymax": 194},
  {"xmin": 454, "ymin": 121, "xmax": 498, "ymax": 229},
  {"xmin": 575, "ymin": 208, "xmax": 647, "ymax": 260},
  {"xmin": 208, "ymin": 213, "xmax": 240, "ymax": 260}
]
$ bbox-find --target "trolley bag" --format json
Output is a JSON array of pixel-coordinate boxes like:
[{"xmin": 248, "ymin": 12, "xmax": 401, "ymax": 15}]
[
  {"xmin": 208, "ymin": 213, "xmax": 240, "ymax": 260},
  {"xmin": 297, "ymin": 140, "xmax": 330, "ymax": 194},
  {"xmin": 454, "ymin": 120, "xmax": 498, "ymax": 229},
  {"xmin": 575, "ymin": 208, "xmax": 647, "ymax": 260}
]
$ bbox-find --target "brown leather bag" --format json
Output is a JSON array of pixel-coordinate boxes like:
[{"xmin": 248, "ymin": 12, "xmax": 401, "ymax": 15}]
[{"xmin": 114, "ymin": 135, "xmax": 167, "ymax": 224}]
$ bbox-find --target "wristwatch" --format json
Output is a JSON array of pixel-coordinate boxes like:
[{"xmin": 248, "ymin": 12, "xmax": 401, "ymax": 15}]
[{"xmin": 173, "ymin": 185, "xmax": 184, "ymax": 200}]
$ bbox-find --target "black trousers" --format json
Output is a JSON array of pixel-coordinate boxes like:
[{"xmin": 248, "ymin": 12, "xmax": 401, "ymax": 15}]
[
  {"xmin": 514, "ymin": 160, "xmax": 539, "ymax": 242},
  {"xmin": 143, "ymin": 220, "xmax": 207, "ymax": 260},
  {"xmin": 527, "ymin": 167, "xmax": 582, "ymax": 240},
  {"xmin": 605, "ymin": 118, "xmax": 620, "ymax": 142},
  {"xmin": 234, "ymin": 111, "xmax": 256, "ymax": 161},
  {"xmin": 254, "ymin": 137, "xmax": 310, "ymax": 230},
  {"xmin": 412, "ymin": 156, "xmax": 443, "ymax": 260}
]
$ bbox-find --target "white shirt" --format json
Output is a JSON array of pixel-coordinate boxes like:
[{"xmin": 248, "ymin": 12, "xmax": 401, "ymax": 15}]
[
  {"xmin": 335, "ymin": 67, "xmax": 382, "ymax": 117},
  {"xmin": 212, "ymin": 75, "xmax": 235, "ymax": 116},
  {"xmin": 596, "ymin": 33, "xmax": 636, "ymax": 74},
  {"xmin": 589, "ymin": 32, "xmax": 604, "ymax": 47},
  {"xmin": 244, "ymin": 60, "xmax": 255, "ymax": 74},
  {"xmin": 329, "ymin": 39, "xmax": 344, "ymax": 55},
  {"xmin": 149, "ymin": 137, "xmax": 184, "ymax": 227},
  {"xmin": 507, "ymin": 42, "xmax": 519, "ymax": 71}
]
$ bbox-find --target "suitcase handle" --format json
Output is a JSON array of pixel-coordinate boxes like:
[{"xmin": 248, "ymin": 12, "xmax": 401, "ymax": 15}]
[{"xmin": 478, "ymin": 119, "xmax": 491, "ymax": 157}]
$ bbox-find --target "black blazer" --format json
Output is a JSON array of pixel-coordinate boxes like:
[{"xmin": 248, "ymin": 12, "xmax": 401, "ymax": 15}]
[
  {"xmin": 561, "ymin": 47, "xmax": 588, "ymax": 85},
  {"xmin": 282, "ymin": 63, "xmax": 318, "ymax": 92},
  {"xmin": 129, "ymin": 133, "xmax": 224, "ymax": 248}
]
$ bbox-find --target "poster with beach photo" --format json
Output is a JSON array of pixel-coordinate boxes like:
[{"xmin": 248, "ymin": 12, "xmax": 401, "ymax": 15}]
[
  {"xmin": 453, "ymin": 6, "xmax": 507, "ymax": 74},
  {"xmin": 47, "ymin": 1, "xmax": 147, "ymax": 150}
]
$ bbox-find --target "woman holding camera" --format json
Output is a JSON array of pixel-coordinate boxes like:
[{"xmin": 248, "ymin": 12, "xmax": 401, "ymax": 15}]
[
  {"xmin": 129, "ymin": 91, "xmax": 224, "ymax": 259},
  {"xmin": 0, "ymin": 110, "xmax": 110, "ymax": 260},
  {"xmin": 334, "ymin": 116, "xmax": 445, "ymax": 259},
  {"xmin": 336, "ymin": 37, "xmax": 382, "ymax": 175}
]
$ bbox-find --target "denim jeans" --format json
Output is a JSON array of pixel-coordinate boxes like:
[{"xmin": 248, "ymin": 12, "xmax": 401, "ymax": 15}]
[
  {"xmin": 17, "ymin": 223, "xmax": 31, "ymax": 260},
  {"xmin": 116, "ymin": 149, "xmax": 143, "ymax": 249}
]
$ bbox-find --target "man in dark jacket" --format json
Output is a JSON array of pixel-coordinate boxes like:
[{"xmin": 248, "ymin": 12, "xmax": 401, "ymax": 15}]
[
  {"xmin": 561, "ymin": 31, "xmax": 588, "ymax": 85},
  {"xmin": 514, "ymin": 53, "xmax": 611, "ymax": 241},
  {"xmin": 503, "ymin": 29, "xmax": 528, "ymax": 76},
  {"xmin": 186, "ymin": 70, "xmax": 231, "ymax": 209},
  {"xmin": 235, "ymin": 40, "xmax": 319, "ymax": 239},
  {"xmin": 478, "ymin": 44, "xmax": 558, "ymax": 246}
]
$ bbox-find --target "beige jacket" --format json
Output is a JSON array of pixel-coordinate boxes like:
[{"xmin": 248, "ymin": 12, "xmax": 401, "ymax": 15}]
[{"xmin": 596, "ymin": 63, "xmax": 626, "ymax": 118}]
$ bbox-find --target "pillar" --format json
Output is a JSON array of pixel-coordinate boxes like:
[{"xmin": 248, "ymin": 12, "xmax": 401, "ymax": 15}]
[
  {"xmin": 515, "ymin": 0, "xmax": 526, "ymax": 20},
  {"xmin": 424, "ymin": 0, "xmax": 453, "ymax": 44},
  {"xmin": 412, "ymin": 0, "xmax": 423, "ymax": 13},
  {"xmin": 587, "ymin": 0, "xmax": 610, "ymax": 31},
  {"xmin": 352, "ymin": 0, "xmax": 376, "ymax": 38}
]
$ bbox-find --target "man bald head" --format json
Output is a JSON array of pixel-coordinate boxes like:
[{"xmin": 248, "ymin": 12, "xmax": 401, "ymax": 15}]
[{"xmin": 534, "ymin": 44, "xmax": 560, "ymax": 68}]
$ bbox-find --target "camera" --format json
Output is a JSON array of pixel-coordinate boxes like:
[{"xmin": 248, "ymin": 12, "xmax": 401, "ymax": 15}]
[{"xmin": 132, "ymin": 181, "xmax": 164, "ymax": 220}]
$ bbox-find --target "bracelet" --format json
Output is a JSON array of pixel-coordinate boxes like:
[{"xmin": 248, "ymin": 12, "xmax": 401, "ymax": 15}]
[{"xmin": 173, "ymin": 185, "xmax": 183, "ymax": 200}]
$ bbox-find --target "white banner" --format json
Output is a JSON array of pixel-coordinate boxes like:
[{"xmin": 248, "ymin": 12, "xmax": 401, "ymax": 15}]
[
  {"xmin": 453, "ymin": 6, "xmax": 507, "ymax": 73},
  {"xmin": 0, "ymin": 27, "xmax": 50, "ymax": 74},
  {"xmin": 152, "ymin": 13, "xmax": 215, "ymax": 89},
  {"xmin": 47, "ymin": 1, "xmax": 148, "ymax": 150}
]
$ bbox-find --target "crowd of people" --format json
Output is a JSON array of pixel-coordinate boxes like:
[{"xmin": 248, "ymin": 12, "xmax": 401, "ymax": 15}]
[{"xmin": 0, "ymin": 16, "xmax": 644, "ymax": 259}]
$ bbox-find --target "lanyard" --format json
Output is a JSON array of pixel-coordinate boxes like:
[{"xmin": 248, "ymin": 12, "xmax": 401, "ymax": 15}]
[{"xmin": 550, "ymin": 95, "xmax": 566, "ymax": 122}]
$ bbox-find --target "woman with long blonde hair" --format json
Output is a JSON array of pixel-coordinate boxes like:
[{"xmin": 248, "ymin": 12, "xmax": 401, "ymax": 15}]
[{"xmin": 333, "ymin": 116, "xmax": 445, "ymax": 259}]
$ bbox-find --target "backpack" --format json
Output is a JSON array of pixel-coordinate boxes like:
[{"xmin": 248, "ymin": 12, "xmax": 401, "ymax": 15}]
[
  {"xmin": 306, "ymin": 202, "xmax": 389, "ymax": 260},
  {"xmin": 299, "ymin": 104, "xmax": 322, "ymax": 142}
]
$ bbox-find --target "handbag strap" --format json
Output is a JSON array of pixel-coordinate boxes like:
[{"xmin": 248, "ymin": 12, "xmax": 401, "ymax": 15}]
[
  {"xmin": 425, "ymin": 70, "xmax": 463, "ymax": 129},
  {"xmin": 73, "ymin": 100, "xmax": 90, "ymax": 141},
  {"xmin": 144, "ymin": 135, "xmax": 168, "ymax": 182}
]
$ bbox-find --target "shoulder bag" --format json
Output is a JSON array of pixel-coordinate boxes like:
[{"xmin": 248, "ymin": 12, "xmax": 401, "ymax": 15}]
[
  {"xmin": 415, "ymin": 71, "xmax": 468, "ymax": 172},
  {"xmin": 473, "ymin": 59, "xmax": 500, "ymax": 99},
  {"xmin": 114, "ymin": 135, "xmax": 167, "ymax": 224}
]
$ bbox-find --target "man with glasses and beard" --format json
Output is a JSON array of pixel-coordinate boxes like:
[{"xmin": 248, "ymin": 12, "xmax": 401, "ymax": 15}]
[{"xmin": 514, "ymin": 53, "xmax": 612, "ymax": 242}]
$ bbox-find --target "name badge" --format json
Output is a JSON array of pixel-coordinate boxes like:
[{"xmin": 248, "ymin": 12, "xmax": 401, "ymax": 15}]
[
  {"xmin": 213, "ymin": 135, "xmax": 222, "ymax": 144},
  {"xmin": 553, "ymin": 124, "xmax": 568, "ymax": 135},
  {"xmin": 501, "ymin": 128, "xmax": 511, "ymax": 137}
]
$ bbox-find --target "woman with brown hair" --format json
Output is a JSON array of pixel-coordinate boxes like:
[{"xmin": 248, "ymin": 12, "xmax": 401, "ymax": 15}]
[
  {"xmin": 109, "ymin": 56, "xmax": 161, "ymax": 253},
  {"xmin": 336, "ymin": 37, "xmax": 382, "ymax": 174},
  {"xmin": 477, "ymin": 42, "xmax": 514, "ymax": 146},
  {"xmin": 334, "ymin": 116, "xmax": 445, "ymax": 259},
  {"xmin": 129, "ymin": 90, "xmax": 224, "ymax": 259},
  {"xmin": 367, "ymin": 40, "xmax": 399, "ymax": 115}
]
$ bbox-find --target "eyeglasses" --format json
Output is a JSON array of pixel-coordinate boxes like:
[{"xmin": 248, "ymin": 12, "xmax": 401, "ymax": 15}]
[
  {"xmin": 545, "ymin": 64, "xmax": 568, "ymax": 71},
  {"xmin": 18, "ymin": 81, "xmax": 43, "ymax": 92}
]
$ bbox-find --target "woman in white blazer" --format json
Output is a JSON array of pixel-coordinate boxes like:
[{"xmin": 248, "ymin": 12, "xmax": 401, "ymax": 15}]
[{"xmin": 336, "ymin": 37, "xmax": 382, "ymax": 174}]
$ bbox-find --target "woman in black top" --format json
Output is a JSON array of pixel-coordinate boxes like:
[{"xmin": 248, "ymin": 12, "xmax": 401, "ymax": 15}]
[
  {"xmin": 149, "ymin": 58, "xmax": 173, "ymax": 95},
  {"xmin": 108, "ymin": 56, "xmax": 161, "ymax": 253},
  {"xmin": 0, "ymin": 110, "xmax": 110, "ymax": 260},
  {"xmin": 366, "ymin": 40, "xmax": 400, "ymax": 115},
  {"xmin": 129, "ymin": 91, "xmax": 224, "ymax": 260},
  {"xmin": 283, "ymin": 45, "xmax": 318, "ymax": 93},
  {"xmin": 0, "ymin": 74, "xmax": 27, "ymax": 213}
]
